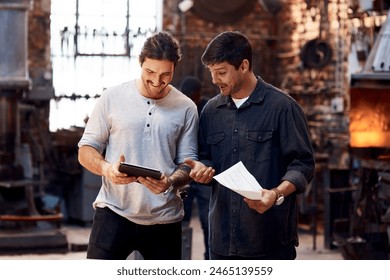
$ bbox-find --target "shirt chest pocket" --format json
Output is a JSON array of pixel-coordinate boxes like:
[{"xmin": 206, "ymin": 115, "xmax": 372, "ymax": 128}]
[
  {"xmin": 206, "ymin": 132, "xmax": 225, "ymax": 163},
  {"xmin": 246, "ymin": 130, "xmax": 273, "ymax": 163}
]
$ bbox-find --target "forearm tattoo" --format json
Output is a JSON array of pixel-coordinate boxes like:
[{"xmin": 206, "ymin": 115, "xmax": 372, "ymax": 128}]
[{"xmin": 169, "ymin": 164, "xmax": 191, "ymax": 189}]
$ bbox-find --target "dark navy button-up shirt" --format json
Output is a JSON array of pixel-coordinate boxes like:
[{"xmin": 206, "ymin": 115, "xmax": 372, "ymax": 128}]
[{"xmin": 199, "ymin": 78, "xmax": 315, "ymax": 257}]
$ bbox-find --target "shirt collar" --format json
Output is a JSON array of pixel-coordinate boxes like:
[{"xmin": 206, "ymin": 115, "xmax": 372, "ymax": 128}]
[{"xmin": 214, "ymin": 76, "xmax": 267, "ymax": 108}]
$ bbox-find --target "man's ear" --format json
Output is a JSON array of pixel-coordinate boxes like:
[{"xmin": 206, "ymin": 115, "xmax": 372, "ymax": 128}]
[{"xmin": 240, "ymin": 59, "xmax": 250, "ymax": 73}]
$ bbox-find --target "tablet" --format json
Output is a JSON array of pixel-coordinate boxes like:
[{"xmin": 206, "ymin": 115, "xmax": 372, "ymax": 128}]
[{"xmin": 118, "ymin": 162, "xmax": 162, "ymax": 179}]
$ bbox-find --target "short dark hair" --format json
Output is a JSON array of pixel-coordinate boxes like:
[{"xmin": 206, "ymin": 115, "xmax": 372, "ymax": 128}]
[
  {"xmin": 139, "ymin": 31, "xmax": 182, "ymax": 67},
  {"xmin": 201, "ymin": 31, "xmax": 252, "ymax": 70}
]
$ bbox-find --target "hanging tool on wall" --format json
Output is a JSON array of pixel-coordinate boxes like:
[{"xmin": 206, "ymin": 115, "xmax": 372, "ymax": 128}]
[{"xmin": 300, "ymin": 0, "xmax": 333, "ymax": 69}]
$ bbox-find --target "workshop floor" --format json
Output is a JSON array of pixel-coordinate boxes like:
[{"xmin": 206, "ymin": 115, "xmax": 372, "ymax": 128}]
[{"xmin": 0, "ymin": 215, "xmax": 343, "ymax": 260}]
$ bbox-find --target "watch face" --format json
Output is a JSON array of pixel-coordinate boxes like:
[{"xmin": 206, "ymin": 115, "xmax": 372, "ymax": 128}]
[{"xmin": 275, "ymin": 195, "xmax": 284, "ymax": 205}]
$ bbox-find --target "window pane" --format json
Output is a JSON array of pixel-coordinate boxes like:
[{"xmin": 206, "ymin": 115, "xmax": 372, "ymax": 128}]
[{"xmin": 50, "ymin": 0, "xmax": 161, "ymax": 131}]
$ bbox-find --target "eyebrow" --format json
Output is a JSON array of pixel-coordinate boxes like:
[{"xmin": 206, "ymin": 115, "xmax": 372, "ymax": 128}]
[
  {"xmin": 145, "ymin": 68, "xmax": 172, "ymax": 75},
  {"xmin": 210, "ymin": 67, "xmax": 226, "ymax": 73}
]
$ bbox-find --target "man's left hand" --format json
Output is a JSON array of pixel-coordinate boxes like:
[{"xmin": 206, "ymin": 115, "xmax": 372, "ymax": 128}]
[
  {"xmin": 137, "ymin": 175, "xmax": 171, "ymax": 194},
  {"xmin": 244, "ymin": 189, "xmax": 277, "ymax": 214}
]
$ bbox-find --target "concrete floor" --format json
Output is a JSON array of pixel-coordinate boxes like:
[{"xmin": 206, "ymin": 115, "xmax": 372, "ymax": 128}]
[{"xmin": 0, "ymin": 215, "xmax": 343, "ymax": 260}]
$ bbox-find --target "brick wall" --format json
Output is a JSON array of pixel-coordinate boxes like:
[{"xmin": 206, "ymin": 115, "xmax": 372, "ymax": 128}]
[
  {"xmin": 26, "ymin": 0, "xmax": 386, "ymax": 169},
  {"xmin": 28, "ymin": 0, "xmax": 51, "ymax": 70},
  {"xmin": 164, "ymin": 0, "xmax": 351, "ymax": 168}
]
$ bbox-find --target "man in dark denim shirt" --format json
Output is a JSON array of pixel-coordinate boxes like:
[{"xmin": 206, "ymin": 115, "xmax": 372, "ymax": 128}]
[{"xmin": 186, "ymin": 31, "xmax": 315, "ymax": 260}]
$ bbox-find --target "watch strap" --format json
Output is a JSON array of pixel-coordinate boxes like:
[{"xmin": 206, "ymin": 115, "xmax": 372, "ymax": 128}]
[{"xmin": 271, "ymin": 188, "xmax": 283, "ymax": 205}]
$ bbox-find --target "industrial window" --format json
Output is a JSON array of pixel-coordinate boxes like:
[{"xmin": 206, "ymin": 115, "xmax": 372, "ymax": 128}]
[{"xmin": 50, "ymin": 0, "xmax": 161, "ymax": 131}]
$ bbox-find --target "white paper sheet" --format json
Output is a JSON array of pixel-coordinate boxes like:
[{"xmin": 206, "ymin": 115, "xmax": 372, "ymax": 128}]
[{"xmin": 213, "ymin": 161, "xmax": 262, "ymax": 200}]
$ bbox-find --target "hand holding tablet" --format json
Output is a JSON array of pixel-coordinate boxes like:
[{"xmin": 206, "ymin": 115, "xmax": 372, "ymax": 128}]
[{"xmin": 118, "ymin": 162, "xmax": 162, "ymax": 179}]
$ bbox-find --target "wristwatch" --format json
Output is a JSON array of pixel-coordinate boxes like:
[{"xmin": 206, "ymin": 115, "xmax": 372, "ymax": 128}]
[{"xmin": 271, "ymin": 188, "xmax": 284, "ymax": 206}]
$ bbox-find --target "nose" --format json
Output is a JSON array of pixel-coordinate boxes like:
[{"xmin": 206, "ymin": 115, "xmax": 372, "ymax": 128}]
[
  {"xmin": 150, "ymin": 78, "xmax": 160, "ymax": 86},
  {"xmin": 150, "ymin": 74, "xmax": 162, "ymax": 86}
]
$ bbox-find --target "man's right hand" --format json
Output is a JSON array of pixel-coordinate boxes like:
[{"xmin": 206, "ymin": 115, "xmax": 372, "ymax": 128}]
[
  {"xmin": 184, "ymin": 158, "xmax": 215, "ymax": 184},
  {"xmin": 104, "ymin": 154, "xmax": 138, "ymax": 185}
]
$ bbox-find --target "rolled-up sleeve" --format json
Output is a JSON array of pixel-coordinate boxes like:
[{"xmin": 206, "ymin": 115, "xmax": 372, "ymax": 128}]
[
  {"xmin": 280, "ymin": 101, "xmax": 315, "ymax": 193},
  {"xmin": 78, "ymin": 94, "xmax": 109, "ymax": 154}
]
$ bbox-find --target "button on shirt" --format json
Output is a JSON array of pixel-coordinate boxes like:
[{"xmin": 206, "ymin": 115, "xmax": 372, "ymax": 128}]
[{"xmin": 198, "ymin": 78, "xmax": 314, "ymax": 257}]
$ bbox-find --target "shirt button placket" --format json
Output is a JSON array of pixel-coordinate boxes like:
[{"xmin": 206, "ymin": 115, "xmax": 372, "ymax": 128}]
[{"xmin": 145, "ymin": 100, "xmax": 153, "ymax": 135}]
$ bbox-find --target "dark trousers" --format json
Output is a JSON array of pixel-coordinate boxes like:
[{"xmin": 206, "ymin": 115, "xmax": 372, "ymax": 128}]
[
  {"xmin": 210, "ymin": 244, "xmax": 297, "ymax": 260},
  {"xmin": 182, "ymin": 182, "xmax": 211, "ymax": 259},
  {"xmin": 87, "ymin": 207, "xmax": 182, "ymax": 260}
]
